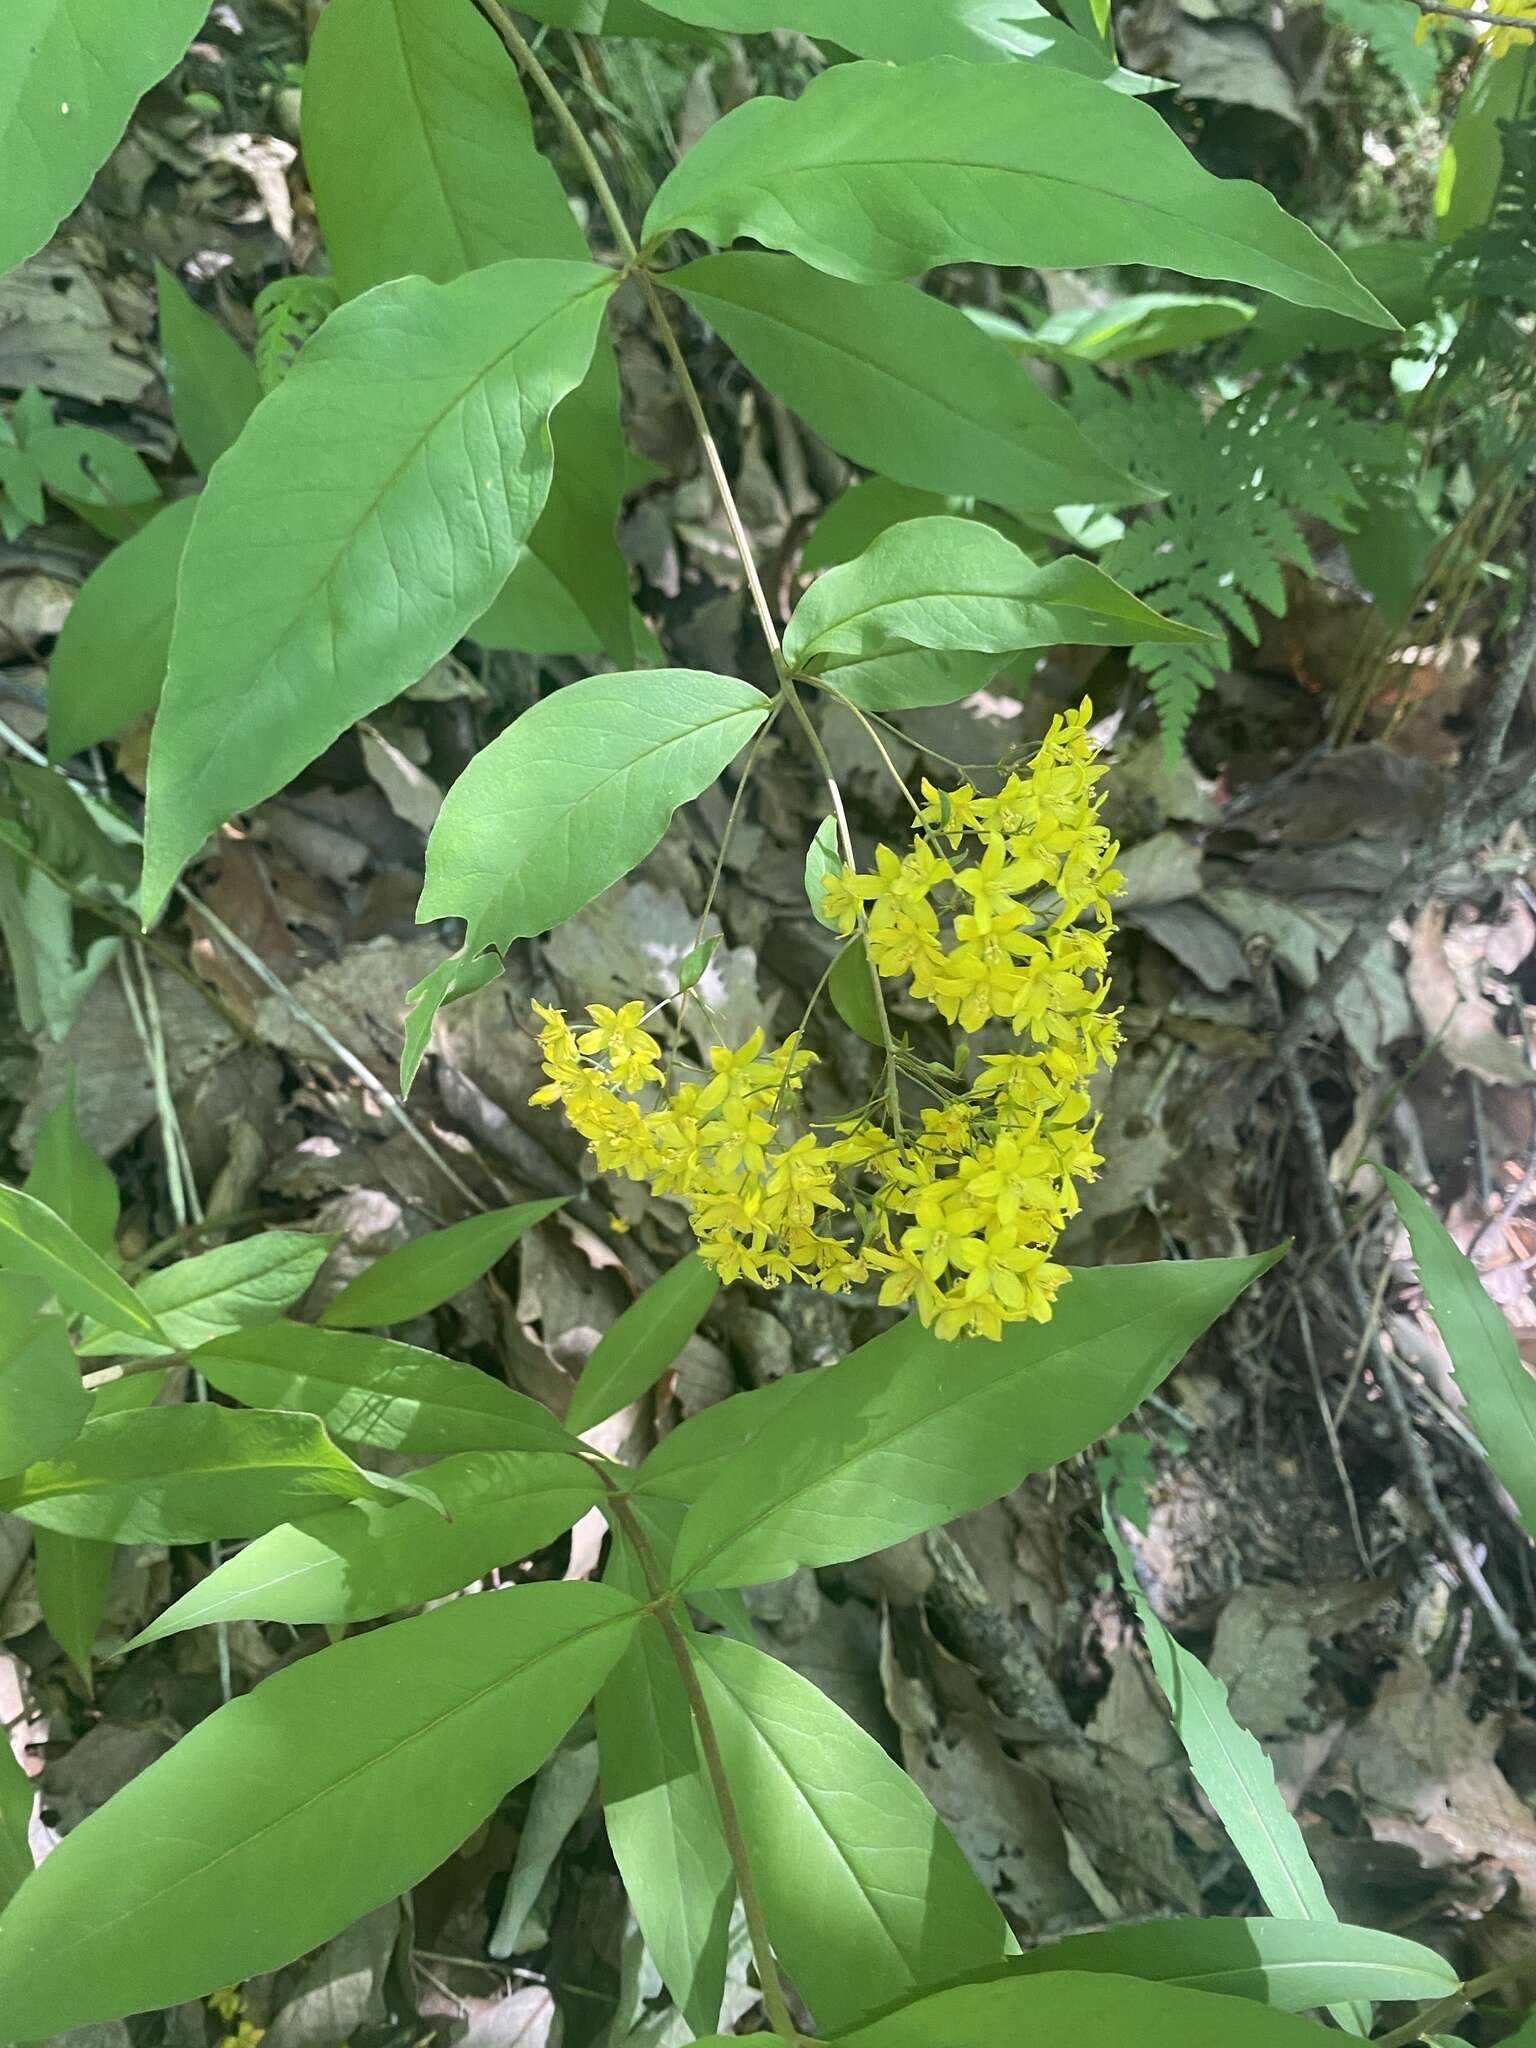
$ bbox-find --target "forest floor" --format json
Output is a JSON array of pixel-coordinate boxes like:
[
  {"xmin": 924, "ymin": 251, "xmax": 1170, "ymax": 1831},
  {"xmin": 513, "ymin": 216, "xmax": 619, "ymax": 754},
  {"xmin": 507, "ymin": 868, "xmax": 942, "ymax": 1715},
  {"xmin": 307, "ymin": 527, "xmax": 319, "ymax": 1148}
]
[{"xmin": 3, "ymin": 5, "xmax": 1536, "ymax": 2044}]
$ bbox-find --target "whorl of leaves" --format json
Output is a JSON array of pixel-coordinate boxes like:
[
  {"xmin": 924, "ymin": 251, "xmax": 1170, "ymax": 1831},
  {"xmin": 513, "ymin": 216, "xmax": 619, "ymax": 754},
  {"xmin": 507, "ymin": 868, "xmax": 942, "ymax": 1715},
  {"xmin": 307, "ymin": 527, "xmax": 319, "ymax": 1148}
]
[{"xmin": 1073, "ymin": 374, "xmax": 1393, "ymax": 755}]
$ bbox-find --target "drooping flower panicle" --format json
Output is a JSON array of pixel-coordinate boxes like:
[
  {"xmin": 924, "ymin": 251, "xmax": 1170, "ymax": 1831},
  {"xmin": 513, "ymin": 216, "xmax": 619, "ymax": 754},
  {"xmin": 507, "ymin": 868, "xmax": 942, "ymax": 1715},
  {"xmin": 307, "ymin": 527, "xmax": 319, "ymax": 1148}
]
[{"xmin": 531, "ymin": 701, "xmax": 1122, "ymax": 1340}]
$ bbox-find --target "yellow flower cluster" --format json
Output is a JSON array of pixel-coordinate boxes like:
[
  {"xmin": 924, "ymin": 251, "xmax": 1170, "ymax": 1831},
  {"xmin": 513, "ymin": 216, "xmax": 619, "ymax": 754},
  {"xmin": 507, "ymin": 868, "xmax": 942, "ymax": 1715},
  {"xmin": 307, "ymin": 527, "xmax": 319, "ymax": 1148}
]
[{"xmin": 531, "ymin": 701, "xmax": 1121, "ymax": 1340}]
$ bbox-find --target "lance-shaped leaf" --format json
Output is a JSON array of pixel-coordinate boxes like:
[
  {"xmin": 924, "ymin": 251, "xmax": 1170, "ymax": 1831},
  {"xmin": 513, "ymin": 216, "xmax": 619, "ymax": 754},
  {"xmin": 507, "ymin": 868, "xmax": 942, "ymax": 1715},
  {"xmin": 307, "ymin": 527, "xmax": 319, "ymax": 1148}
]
[
  {"xmin": 46, "ymin": 496, "xmax": 196, "ymax": 762},
  {"xmin": 22, "ymin": 1069, "xmax": 118, "ymax": 1257},
  {"xmin": 0, "ymin": 1728, "xmax": 32, "ymax": 1912},
  {"xmin": 784, "ymin": 514, "xmax": 1206, "ymax": 712},
  {"xmin": 0, "ymin": 1582, "xmax": 639, "ymax": 2038},
  {"xmin": 644, "ymin": 60, "xmax": 1395, "ymax": 321},
  {"xmin": 637, "ymin": 0, "xmax": 1144, "ymax": 77},
  {"xmin": 0, "ymin": 1403, "xmax": 422, "ymax": 1543},
  {"xmin": 691, "ymin": 1633, "xmax": 1012, "ymax": 2031},
  {"xmin": 1105, "ymin": 1515, "xmax": 1363, "ymax": 2032},
  {"xmin": 1381, "ymin": 1165, "xmax": 1536, "ymax": 1539},
  {"xmin": 672, "ymin": 253, "xmax": 1146, "ymax": 519},
  {"xmin": 0, "ymin": 1183, "xmax": 164, "ymax": 1344},
  {"xmin": 597, "ymin": 1616, "xmax": 735, "ymax": 2034},
  {"xmin": 141, "ymin": 259, "xmax": 616, "ymax": 921},
  {"xmin": 155, "ymin": 264, "xmax": 260, "ymax": 475},
  {"xmin": 130, "ymin": 1450, "xmax": 603, "ymax": 1641},
  {"xmin": 671, "ymin": 1250, "xmax": 1282, "ymax": 1591},
  {"xmin": 410, "ymin": 671, "xmax": 769, "ymax": 1071},
  {"xmin": 318, "ymin": 1198, "xmax": 565, "ymax": 1330},
  {"xmin": 303, "ymin": 0, "xmax": 634, "ymax": 665},
  {"xmin": 0, "ymin": 1276, "xmax": 89, "ymax": 1477},
  {"xmin": 828, "ymin": 1972, "xmax": 1364, "ymax": 2044},
  {"xmin": 634, "ymin": 1373, "xmax": 809, "ymax": 1504},
  {"xmin": 2, "ymin": 0, "xmax": 209, "ymax": 274},
  {"xmin": 998, "ymin": 1916, "xmax": 1459, "ymax": 2011},
  {"xmin": 192, "ymin": 1322, "xmax": 579, "ymax": 1456},
  {"xmin": 77, "ymin": 1232, "xmax": 334, "ymax": 1359},
  {"xmin": 33, "ymin": 1528, "xmax": 111, "ymax": 1689},
  {"xmin": 1019, "ymin": 289, "xmax": 1255, "ymax": 365},
  {"xmin": 567, "ymin": 1252, "xmax": 719, "ymax": 1436}
]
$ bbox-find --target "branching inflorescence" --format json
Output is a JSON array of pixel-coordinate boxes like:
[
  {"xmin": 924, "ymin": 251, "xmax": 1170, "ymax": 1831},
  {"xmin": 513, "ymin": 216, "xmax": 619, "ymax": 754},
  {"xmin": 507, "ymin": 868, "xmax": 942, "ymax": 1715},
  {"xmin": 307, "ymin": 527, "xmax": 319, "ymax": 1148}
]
[{"xmin": 532, "ymin": 702, "xmax": 1122, "ymax": 1340}]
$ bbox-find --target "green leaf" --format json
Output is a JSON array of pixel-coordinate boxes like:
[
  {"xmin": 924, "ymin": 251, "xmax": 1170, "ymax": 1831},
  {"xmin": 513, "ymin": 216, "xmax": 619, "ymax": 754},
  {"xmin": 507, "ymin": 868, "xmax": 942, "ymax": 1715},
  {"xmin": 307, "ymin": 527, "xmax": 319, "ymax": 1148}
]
[
  {"xmin": 252, "ymin": 275, "xmax": 339, "ymax": 393},
  {"xmin": 828, "ymin": 938, "xmax": 886, "ymax": 1048},
  {"xmin": 1001, "ymin": 1916, "xmax": 1460, "ymax": 2010},
  {"xmin": 785, "ymin": 515, "xmax": 1205, "ymax": 690},
  {"xmin": 303, "ymin": 0, "xmax": 636, "ymax": 672},
  {"xmin": 192, "ymin": 1322, "xmax": 579, "ymax": 1456},
  {"xmin": 1381, "ymin": 1164, "xmax": 1536, "ymax": 1539},
  {"xmin": 633, "ymin": 1372, "xmax": 809, "ymax": 1503},
  {"xmin": 317, "ymin": 1199, "xmax": 565, "ymax": 1330},
  {"xmin": 129, "ymin": 1449, "xmax": 603, "ymax": 1642},
  {"xmin": 26, "ymin": 426, "xmax": 157, "ymax": 510},
  {"xmin": 0, "ymin": 0, "xmax": 209, "ymax": 274},
  {"xmin": 304, "ymin": 0, "xmax": 558, "ymax": 295},
  {"xmin": 411, "ymin": 670, "xmax": 770, "ymax": 1063},
  {"xmin": 1236, "ymin": 240, "xmax": 1439, "ymax": 370},
  {"xmin": 1021, "ymin": 290, "xmax": 1255, "ymax": 364},
  {"xmin": 0, "ymin": 1276, "xmax": 89, "ymax": 1476},
  {"xmin": 77, "ymin": 1232, "xmax": 334, "ymax": 1359},
  {"xmin": 644, "ymin": 60, "xmax": 1396, "ymax": 323},
  {"xmin": 0, "ymin": 1182, "xmax": 164, "ymax": 1343},
  {"xmin": 140, "ymin": 259, "xmax": 616, "ymax": 922},
  {"xmin": 805, "ymin": 815, "xmax": 842, "ymax": 930},
  {"xmin": 0, "ymin": 1581, "xmax": 639, "ymax": 2037},
  {"xmin": 22, "ymin": 1067, "xmax": 118, "ymax": 1256},
  {"xmin": 0, "ymin": 1403, "xmax": 423, "ymax": 1543},
  {"xmin": 154, "ymin": 265, "xmax": 260, "ymax": 475},
  {"xmin": 46, "ymin": 495, "xmax": 197, "ymax": 762},
  {"xmin": 827, "ymin": 1972, "xmax": 1361, "ymax": 2044},
  {"xmin": 692, "ymin": 1632, "xmax": 1011, "ymax": 2030},
  {"xmin": 567, "ymin": 1253, "xmax": 719, "ymax": 1437},
  {"xmin": 638, "ymin": 0, "xmax": 1141, "ymax": 78},
  {"xmin": 1436, "ymin": 43, "xmax": 1533, "ymax": 242},
  {"xmin": 0, "ymin": 1726, "xmax": 32, "ymax": 1912},
  {"xmin": 596, "ymin": 1616, "xmax": 734, "ymax": 2035},
  {"xmin": 33, "ymin": 1528, "xmax": 112, "ymax": 1689},
  {"xmin": 671, "ymin": 1250, "xmax": 1282, "ymax": 1592},
  {"xmin": 672, "ymin": 252, "xmax": 1146, "ymax": 519},
  {"xmin": 1104, "ymin": 1516, "xmax": 1361, "ymax": 2029}
]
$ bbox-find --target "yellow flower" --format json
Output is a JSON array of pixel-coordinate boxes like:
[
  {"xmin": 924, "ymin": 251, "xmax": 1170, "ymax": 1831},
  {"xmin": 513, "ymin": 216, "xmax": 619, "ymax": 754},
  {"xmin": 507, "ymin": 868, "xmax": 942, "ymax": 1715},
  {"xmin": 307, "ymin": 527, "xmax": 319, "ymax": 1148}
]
[
  {"xmin": 820, "ymin": 866, "xmax": 864, "ymax": 935},
  {"xmin": 529, "ymin": 698, "xmax": 1120, "ymax": 1337}
]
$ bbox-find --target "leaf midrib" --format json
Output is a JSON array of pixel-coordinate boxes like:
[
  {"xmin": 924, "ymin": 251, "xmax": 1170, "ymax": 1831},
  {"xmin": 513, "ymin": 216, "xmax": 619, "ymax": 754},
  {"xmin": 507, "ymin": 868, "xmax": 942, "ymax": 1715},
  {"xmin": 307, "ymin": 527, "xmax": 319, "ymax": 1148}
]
[
  {"xmin": 30, "ymin": 1597, "xmax": 634, "ymax": 1971},
  {"xmin": 676, "ymin": 1296, "xmax": 1193, "ymax": 1586}
]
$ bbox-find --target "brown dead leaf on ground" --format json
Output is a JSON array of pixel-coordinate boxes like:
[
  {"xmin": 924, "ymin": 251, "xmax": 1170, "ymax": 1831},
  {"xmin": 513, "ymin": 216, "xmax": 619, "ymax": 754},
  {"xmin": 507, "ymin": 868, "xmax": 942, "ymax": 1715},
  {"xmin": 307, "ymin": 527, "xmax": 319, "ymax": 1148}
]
[
  {"xmin": 1407, "ymin": 898, "xmax": 1536, "ymax": 1089},
  {"xmin": 1337, "ymin": 1656, "xmax": 1536, "ymax": 1951}
]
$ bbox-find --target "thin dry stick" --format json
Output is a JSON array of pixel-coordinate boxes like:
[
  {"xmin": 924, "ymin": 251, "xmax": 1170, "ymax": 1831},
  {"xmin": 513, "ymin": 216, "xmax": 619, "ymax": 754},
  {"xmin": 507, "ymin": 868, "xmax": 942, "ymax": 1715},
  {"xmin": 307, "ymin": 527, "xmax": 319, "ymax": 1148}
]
[
  {"xmin": 175, "ymin": 888, "xmax": 493, "ymax": 1213},
  {"xmin": 1253, "ymin": 941, "xmax": 1536, "ymax": 1686},
  {"xmin": 0, "ymin": 712, "xmax": 488, "ymax": 1213}
]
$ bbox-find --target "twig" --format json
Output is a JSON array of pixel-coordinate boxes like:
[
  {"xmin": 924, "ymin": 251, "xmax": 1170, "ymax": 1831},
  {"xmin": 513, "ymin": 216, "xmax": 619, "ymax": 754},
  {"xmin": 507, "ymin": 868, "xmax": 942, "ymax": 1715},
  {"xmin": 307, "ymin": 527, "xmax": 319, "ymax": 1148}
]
[
  {"xmin": 174, "ymin": 888, "xmax": 490, "ymax": 1213},
  {"xmin": 1407, "ymin": 0, "xmax": 1536, "ymax": 29},
  {"xmin": 1290, "ymin": 1286, "xmax": 1371, "ymax": 1570},
  {"xmin": 1279, "ymin": 591, "xmax": 1536, "ymax": 1059},
  {"xmin": 1252, "ymin": 940, "xmax": 1536, "ymax": 1687}
]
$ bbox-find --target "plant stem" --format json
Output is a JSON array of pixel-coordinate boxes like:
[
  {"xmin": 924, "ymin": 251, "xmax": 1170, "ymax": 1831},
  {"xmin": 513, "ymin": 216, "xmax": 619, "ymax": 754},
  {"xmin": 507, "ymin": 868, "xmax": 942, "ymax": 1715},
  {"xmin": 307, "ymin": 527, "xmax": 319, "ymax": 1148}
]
[
  {"xmin": 1407, "ymin": 0, "xmax": 1536, "ymax": 30},
  {"xmin": 1372, "ymin": 1961, "xmax": 1524, "ymax": 2048},
  {"xmin": 474, "ymin": 1, "xmax": 641, "ymax": 262},
  {"xmin": 479, "ymin": 0, "xmax": 905, "ymax": 1129},
  {"xmin": 594, "ymin": 1477, "xmax": 802, "ymax": 2043}
]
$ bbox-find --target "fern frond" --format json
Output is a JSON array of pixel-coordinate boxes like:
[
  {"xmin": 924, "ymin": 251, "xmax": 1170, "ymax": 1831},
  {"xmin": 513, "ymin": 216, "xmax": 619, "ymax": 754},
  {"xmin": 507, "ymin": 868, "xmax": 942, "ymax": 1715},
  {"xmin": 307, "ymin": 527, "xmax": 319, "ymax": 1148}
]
[{"xmin": 1072, "ymin": 373, "xmax": 1397, "ymax": 757}]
